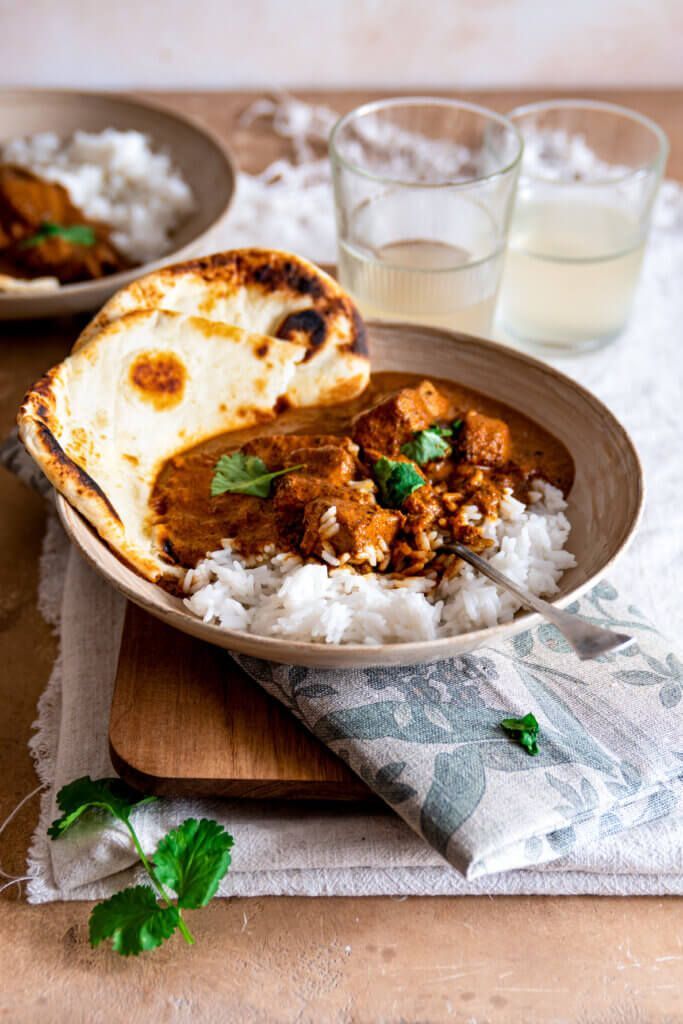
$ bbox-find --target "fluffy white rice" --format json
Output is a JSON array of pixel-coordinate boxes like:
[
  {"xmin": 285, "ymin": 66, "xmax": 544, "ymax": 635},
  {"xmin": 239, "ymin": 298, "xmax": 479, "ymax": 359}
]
[
  {"xmin": 1, "ymin": 129, "xmax": 195, "ymax": 263},
  {"xmin": 183, "ymin": 480, "xmax": 576, "ymax": 645}
]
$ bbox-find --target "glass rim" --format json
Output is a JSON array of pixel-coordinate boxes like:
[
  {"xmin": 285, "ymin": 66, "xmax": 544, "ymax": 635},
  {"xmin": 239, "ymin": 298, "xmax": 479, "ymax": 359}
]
[
  {"xmin": 329, "ymin": 96, "xmax": 524, "ymax": 190},
  {"xmin": 508, "ymin": 98, "xmax": 669, "ymax": 187}
]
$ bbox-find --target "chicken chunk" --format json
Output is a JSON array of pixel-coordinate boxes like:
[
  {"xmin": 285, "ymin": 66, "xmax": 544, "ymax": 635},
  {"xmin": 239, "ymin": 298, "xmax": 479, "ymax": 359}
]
[
  {"xmin": 0, "ymin": 164, "xmax": 128, "ymax": 283},
  {"xmin": 457, "ymin": 410, "xmax": 511, "ymax": 468},
  {"xmin": 272, "ymin": 474, "xmax": 370, "ymax": 545},
  {"xmin": 352, "ymin": 380, "xmax": 450, "ymax": 456},
  {"xmin": 242, "ymin": 433, "xmax": 357, "ymax": 470},
  {"xmin": 401, "ymin": 483, "xmax": 444, "ymax": 534},
  {"xmin": 284, "ymin": 444, "xmax": 359, "ymax": 486},
  {"xmin": 301, "ymin": 497, "xmax": 401, "ymax": 565},
  {"xmin": 0, "ymin": 164, "xmax": 75, "ymax": 242}
]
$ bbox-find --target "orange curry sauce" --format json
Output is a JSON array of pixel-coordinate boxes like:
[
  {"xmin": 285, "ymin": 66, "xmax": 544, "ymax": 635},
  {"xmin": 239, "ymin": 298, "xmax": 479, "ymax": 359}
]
[{"xmin": 151, "ymin": 373, "xmax": 574, "ymax": 579}]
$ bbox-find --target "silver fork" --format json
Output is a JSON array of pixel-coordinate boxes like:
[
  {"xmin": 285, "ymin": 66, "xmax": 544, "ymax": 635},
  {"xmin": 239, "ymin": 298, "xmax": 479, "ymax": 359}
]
[{"xmin": 439, "ymin": 542, "xmax": 634, "ymax": 660}]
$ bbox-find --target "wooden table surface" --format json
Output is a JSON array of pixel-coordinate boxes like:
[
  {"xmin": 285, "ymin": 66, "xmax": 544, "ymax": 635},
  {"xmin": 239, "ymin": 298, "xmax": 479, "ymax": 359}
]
[{"xmin": 1, "ymin": 89, "xmax": 682, "ymax": 1024}]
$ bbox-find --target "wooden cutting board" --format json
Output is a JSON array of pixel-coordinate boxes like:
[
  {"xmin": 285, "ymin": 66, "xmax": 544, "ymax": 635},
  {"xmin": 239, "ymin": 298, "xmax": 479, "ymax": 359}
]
[{"xmin": 109, "ymin": 602, "xmax": 372, "ymax": 801}]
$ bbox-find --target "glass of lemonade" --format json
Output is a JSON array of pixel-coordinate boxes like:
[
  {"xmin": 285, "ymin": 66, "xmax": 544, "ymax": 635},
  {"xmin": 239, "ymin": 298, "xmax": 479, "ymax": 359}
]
[
  {"xmin": 499, "ymin": 100, "xmax": 668, "ymax": 353},
  {"xmin": 329, "ymin": 98, "xmax": 522, "ymax": 337}
]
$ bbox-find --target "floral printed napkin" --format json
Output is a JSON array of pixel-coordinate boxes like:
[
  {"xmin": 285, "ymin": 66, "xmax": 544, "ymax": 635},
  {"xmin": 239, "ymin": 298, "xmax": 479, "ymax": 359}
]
[{"xmin": 235, "ymin": 585, "xmax": 683, "ymax": 879}]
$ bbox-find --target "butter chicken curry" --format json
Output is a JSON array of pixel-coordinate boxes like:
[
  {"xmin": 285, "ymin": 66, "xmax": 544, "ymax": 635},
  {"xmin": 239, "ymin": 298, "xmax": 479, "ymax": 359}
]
[
  {"xmin": 0, "ymin": 164, "xmax": 129, "ymax": 284},
  {"xmin": 152, "ymin": 374, "xmax": 574, "ymax": 584}
]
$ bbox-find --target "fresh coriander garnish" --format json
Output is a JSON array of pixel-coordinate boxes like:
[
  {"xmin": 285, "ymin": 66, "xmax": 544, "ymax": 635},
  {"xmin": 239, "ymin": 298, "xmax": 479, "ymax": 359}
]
[
  {"xmin": 211, "ymin": 451, "xmax": 303, "ymax": 498},
  {"xmin": 430, "ymin": 419, "xmax": 463, "ymax": 436},
  {"xmin": 401, "ymin": 427, "xmax": 452, "ymax": 465},
  {"xmin": 47, "ymin": 776, "xmax": 157, "ymax": 839},
  {"xmin": 374, "ymin": 456, "xmax": 425, "ymax": 508},
  {"xmin": 400, "ymin": 419, "xmax": 465, "ymax": 465},
  {"xmin": 20, "ymin": 221, "xmax": 96, "ymax": 249},
  {"xmin": 50, "ymin": 775, "xmax": 234, "ymax": 957},
  {"xmin": 500, "ymin": 713, "xmax": 540, "ymax": 756},
  {"xmin": 432, "ymin": 423, "xmax": 454, "ymax": 437}
]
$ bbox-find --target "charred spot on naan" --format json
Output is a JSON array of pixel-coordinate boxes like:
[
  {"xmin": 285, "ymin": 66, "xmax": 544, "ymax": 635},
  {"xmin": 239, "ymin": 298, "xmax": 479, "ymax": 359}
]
[
  {"xmin": 276, "ymin": 309, "xmax": 326, "ymax": 360},
  {"xmin": 159, "ymin": 532, "xmax": 182, "ymax": 566},
  {"xmin": 32, "ymin": 420, "xmax": 121, "ymax": 524},
  {"xmin": 276, "ymin": 301, "xmax": 367, "ymax": 363},
  {"xmin": 128, "ymin": 351, "xmax": 187, "ymax": 410},
  {"xmin": 172, "ymin": 249, "xmax": 327, "ymax": 300},
  {"xmin": 163, "ymin": 249, "xmax": 368, "ymax": 359}
]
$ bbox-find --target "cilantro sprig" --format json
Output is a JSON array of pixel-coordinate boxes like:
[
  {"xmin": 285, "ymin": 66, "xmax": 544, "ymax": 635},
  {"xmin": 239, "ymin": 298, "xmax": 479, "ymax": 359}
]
[
  {"xmin": 50, "ymin": 776, "xmax": 234, "ymax": 956},
  {"xmin": 500, "ymin": 713, "xmax": 540, "ymax": 756},
  {"xmin": 211, "ymin": 451, "xmax": 303, "ymax": 498},
  {"xmin": 401, "ymin": 428, "xmax": 451, "ymax": 465},
  {"xmin": 20, "ymin": 221, "xmax": 96, "ymax": 249},
  {"xmin": 400, "ymin": 420, "xmax": 464, "ymax": 466},
  {"xmin": 373, "ymin": 456, "xmax": 425, "ymax": 508}
]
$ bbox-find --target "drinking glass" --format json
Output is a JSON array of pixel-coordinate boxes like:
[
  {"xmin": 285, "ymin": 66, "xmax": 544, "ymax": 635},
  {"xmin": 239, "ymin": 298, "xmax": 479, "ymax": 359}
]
[
  {"xmin": 498, "ymin": 100, "xmax": 668, "ymax": 353},
  {"xmin": 329, "ymin": 98, "xmax": 522, "ymax": 337}
]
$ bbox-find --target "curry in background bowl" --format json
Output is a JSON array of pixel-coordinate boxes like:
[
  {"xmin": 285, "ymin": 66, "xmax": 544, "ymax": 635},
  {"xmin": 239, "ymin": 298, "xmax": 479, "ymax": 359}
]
[{"xmin": 0, "ymin": 90, "xmax": 235, "ymax": 318}]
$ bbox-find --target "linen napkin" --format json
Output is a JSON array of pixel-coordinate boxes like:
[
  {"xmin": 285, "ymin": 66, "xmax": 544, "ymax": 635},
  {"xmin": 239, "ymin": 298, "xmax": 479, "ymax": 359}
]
[{"xmin": 234, "ymin": 598, "xmax": 683, "ymax": 879}]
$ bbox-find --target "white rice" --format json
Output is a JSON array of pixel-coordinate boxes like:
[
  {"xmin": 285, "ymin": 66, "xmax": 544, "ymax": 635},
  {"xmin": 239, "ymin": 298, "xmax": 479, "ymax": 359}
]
[
  {"xmin": 1, "ymin": 129, "xmax": 195, "ymax": 264},
  {"xmin": 183, "ymin": 480, "xmax": 576, "ymax": 645}
]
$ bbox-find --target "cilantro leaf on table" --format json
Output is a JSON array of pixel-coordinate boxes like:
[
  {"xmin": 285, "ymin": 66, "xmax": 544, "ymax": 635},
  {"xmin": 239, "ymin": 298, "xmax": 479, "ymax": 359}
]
[
  {"xmin": 89, "ymin": 886, "xmax": 180, "ymax": 957},
  {"xmin": 48, "ymin": 776, "xmax": 157, "ymax": 838},
  {"xmin": 20, "ymin": 221, "xmax": 96, "ymax": 249},
  {"xmin": 500, "ymin": 712, "xmax": 540, "ymax": 756},
  {"xmin": 211, "ymin": 452, "xmax": 303, "ymax": 498},
  {"xmin": 154, "ymin": 818, "xmax": 234, "ymax": 908},
  {"xmin": 373, "ymin": 456, "xmax": 425, "ymax": 508},
  {"xmin": 50, "ymin": 775, "xmax": 235, "ymax": 957},
  {"xmin": 401, "ymin": 428, "xmax": 452, "ymax": 465}
]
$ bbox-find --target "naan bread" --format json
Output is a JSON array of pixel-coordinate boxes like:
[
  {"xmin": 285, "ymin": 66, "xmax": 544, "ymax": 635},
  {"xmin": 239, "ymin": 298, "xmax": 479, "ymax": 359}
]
[
  {"xmin": 18, "ymin": 309, "xmax": 307, "ymax": 580},
  {"xmin": 75, "ymin": 248, "xmax": 369, "ymax": 407}
]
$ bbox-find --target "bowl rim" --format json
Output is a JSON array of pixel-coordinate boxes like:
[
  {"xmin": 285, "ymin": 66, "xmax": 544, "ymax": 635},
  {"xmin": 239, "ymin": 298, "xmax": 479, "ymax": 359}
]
[
  {"xmin": 55, "ymin": 319, "xmax": 644, "ymax": 667},
  {"xmin": 0, "ymin": 87, "xmax": 237, "ymax": 302}
]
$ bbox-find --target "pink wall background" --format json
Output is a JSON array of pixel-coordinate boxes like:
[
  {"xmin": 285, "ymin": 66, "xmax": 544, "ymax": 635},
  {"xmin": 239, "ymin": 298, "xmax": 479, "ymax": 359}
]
[{"xmin": 1, "ymin": 0, "xmax": 681, "ymax": 89}]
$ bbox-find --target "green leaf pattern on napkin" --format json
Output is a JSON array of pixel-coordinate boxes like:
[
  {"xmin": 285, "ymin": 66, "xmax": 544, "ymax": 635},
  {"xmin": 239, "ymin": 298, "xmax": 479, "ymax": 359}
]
[{"xmin": 234, "ymin": 583, "xmax": 683, "ymax": 879}]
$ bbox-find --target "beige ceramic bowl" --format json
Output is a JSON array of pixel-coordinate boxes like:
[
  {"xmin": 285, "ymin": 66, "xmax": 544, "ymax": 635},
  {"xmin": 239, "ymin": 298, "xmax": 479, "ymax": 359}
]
[
  {"xmin": 0, "ymin": 90, "xmax": 235, "ymax": 319},
  {"xmin": 57, "ymin": 321, "xmax": 643, "ymax": 669}
]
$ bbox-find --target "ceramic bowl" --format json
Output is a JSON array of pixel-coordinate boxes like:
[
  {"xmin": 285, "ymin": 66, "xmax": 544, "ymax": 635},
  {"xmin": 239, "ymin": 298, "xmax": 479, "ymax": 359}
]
[
  {"xmin": 0, "ymin": 90, "xmax": 235, "ymax": 319},
  {"xmin": 56, "ymin": 320, "xmax": 643, "ymax": 668}
]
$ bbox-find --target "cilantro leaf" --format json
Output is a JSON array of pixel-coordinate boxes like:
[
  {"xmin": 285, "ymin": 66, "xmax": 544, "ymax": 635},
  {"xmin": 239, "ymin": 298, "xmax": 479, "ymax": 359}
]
[
  {"xmin": 48, "ymin": 776, "xmax": 157, "ymax": 839},
  {"xmin": 399, "ymin": 419, "xmax": 464, "ymax": 465},
  {"xmin": 49, "ymin": 775, "xmax": 235, "ymax": 958},
  {"xmin": 20, "ymin": 221, "xmax": 96, "ymax": 249},
  {"xmin": 153, "ymin": 818, "xmax": 234, "ymax": 909},
  {"xmin": 500, "ymin": 713, "xmax": 540, "ymax": 756},
  {"xmin": 89, "ymin": 886, "xmax": 180, "ymax": 957},
  {"xmin": 374, "ymin": 457, "xmax": 425, "ymax": 508},
  {"xmin": 401, "ymin": 428, "xmax": 452, "ymax": 465},
  {"xmin": 430, "ymin": 418, "xmax": 463, "ymax": 436},
  {"xmin": 211, "ymin": 452, "xmax": 303, "ymax": 498}
]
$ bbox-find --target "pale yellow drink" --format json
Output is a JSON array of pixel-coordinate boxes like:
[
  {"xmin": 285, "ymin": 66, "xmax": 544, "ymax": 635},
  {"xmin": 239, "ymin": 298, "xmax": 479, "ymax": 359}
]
[
  {"xmin": 500, "ymin": 197, "xmax": 646, "ymax": 348},
  {"xmin": 338, "ymin": 237, "xmax": 503, "ymax": 336}
]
